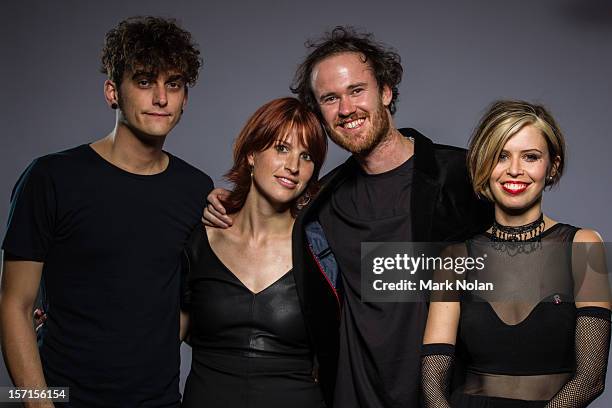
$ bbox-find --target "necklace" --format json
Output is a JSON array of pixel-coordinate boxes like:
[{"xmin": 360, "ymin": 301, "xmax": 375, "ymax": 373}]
[{"xmin": 491, "ymin": 214, "xmax": 545, "ymax": 242}]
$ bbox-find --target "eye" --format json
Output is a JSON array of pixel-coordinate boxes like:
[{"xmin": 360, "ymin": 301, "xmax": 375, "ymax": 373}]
[
  {"xmin": 351, "ymin": 88, "xmax": 364, "ymax": 95},
  {"xmin": 322, "ymin": 95, "xmax": 337, "ymax": 104},
  {"xmin": 275, "ymin": 144, "xmax": 289, "ymax": 153},
  {"xmin": 301, "ymin": 152, "xmax": 312, "ymax": 161},
  {"xmin": 137, "ymin": 79, "xmax": 151, "ymax": 88},
  {"xmin": 167, "ymin": 81, "xmax": 184, "ymax": 90},
  {"xmin": 523, "ymin": 153, "xmax": 540, "ymax": 162},
  {"xmin": 498, "ymin": 152, "xmax": 509, "ymax": 161}
]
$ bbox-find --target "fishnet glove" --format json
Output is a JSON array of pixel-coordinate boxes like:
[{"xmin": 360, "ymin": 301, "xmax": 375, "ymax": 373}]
[
  {"xmin": 545, "ymin": 308, "xmax": 611, "ymax": 407},
  {"xmin": 421, "ymin": 344, "xmax": 454, "ymax": 408}
]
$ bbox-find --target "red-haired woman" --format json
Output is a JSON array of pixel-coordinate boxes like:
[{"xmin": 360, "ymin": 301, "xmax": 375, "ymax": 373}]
[{"xmin": 180, "ymin": 98, "xmax": 329, "ymax": 408}]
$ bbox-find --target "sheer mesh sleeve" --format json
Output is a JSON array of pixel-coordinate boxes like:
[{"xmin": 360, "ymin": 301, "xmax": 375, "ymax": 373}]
[
  {"xmin": 545, "ymin": 307, "xmax": 611, "ymax": 407},
  {"xmin": 421, "ymin": 343, "xmax": 455, "ymax": 408}
]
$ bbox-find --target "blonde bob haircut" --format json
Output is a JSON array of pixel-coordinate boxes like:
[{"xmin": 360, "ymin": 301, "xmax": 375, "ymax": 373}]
[{"xmin": 467, "ymin": 100, "xmax": 566, "ymax": 202}]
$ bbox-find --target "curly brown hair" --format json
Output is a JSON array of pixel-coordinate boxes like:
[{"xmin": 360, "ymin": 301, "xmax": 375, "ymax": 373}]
[
  {"xmin": 100, "ymin": 16, "xmax": 202, "ymax": 87},
  {"xmin": 291, "ymin": 26, "xmax": 403, "ymax": 116}
]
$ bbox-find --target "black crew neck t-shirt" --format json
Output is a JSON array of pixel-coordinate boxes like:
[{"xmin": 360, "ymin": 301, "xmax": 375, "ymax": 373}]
[
  {"xmin": 319, "ymin": 157, "xmax": 428, "ymax": 408},
  {"xmin": 2, "ymin": 145, "xmax": 213, "ymax": 407}
]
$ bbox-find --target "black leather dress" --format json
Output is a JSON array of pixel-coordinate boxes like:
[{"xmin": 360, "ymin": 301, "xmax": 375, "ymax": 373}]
[{"xmin": 181, "ymin": 228, "xmax": 325, "ymax": 408}]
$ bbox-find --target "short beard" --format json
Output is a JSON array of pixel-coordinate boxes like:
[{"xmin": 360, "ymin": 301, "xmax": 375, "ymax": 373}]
[{"xmin": 326, "ymin": 100, "xmax": 391, "ymax": 156}]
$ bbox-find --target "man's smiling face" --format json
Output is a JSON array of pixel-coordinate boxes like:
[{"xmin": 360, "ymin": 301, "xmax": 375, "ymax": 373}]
[{"xmin": 310, "ymin": 52, "xmax": 392, "ymax": 155}]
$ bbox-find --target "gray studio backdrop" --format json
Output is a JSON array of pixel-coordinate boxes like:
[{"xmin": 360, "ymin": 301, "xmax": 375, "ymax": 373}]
[{"xmin": 1, "ymin": 0, "xmax": 611, "ymax": 406}]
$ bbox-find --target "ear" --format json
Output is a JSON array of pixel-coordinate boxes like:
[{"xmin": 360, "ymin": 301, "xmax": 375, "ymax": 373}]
[
  {"xmin": 182, "ymin": 86, "xmax": 189, "ymax": 110},
  {"xmin": 381, "ymin": 84, "xmax": 392, "ymax": 107},
  {"xmin": 549, "ymin": 155, "xmax": 561, "ymax": 178},
  {"xmin": 247, "ymin": 152, "xmax": 255, "ymax": 167},
  {"xmin": 104, "ymin": 79, "xmax": 119, "ymax": 108}
]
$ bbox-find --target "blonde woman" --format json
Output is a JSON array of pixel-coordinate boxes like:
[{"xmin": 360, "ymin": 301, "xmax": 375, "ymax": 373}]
[{"xmin": 421, "ymin": 100, "xmax": 611, "ymax": 407}]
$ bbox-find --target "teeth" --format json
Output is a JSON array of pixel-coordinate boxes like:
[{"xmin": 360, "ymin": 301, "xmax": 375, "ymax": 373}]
[
  {"xmin": 279, "ymin": 177, "xmax": 296, "ymax": 185},
  {"xmin": 504, "ymin": 182, "xmax": 527, "ymax": 190},
  {"xmin": 343, "ymin": 118, "xmax": 365, "ymax": 129}
]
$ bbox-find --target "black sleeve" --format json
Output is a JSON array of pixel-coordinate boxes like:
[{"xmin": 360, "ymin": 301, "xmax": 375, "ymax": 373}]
[
  {"xmin": 421, "ymin": 343, "xmax": 455, "ymax": 408},
  {"xmin": 180, "ymin": 225, "xmax": 206, "ymax": 312},
  {"xmin": 545, "ymin": 307, "xmax": 611, "ymax": 407},
  {"xmin": 179, "ymin": 247, "xmax": 192, "ymax": 312},
  {"xmin": 2, "ymin": 159, "xmax": 56, "ymax": 261}
]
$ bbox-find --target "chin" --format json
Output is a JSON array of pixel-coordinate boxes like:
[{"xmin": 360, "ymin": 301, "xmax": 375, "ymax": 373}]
[
  {"xmin": 260, "ymin": 188, "xmax": 299, "ymax": 210},
  {"xmin": 495, "ymin": 195, "xmax": 542, "ymax": 215},
  {"xmin": 331, "ymin": 135, "xmax": 374, "ymax": 155}
]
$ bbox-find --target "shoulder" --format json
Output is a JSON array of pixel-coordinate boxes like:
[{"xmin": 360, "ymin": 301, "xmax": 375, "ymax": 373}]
[
  {"xmin": 13, "ymin": 145, "xmax": 90, "ymax": 186},
  {"xmin": 29, "ymin": 144, "xmax": 90, "ymax": 169},
  {"xmin": 318, "ymin": 157, "xmax": 354, "ymax": 187},
  {"xmin": 573, "ymin": 228, "xmax": 604, "ymax": 244},
  {"xmin": 167, "ymin": 154, "xmax": 214, "ymax": 190},
  {"xmin": 429, "ymin": 141, "xmax": 468, "ymax": 172},
  {"xmin": 400, "ymin": 127, "xmax": 468, "ymax": 175}
]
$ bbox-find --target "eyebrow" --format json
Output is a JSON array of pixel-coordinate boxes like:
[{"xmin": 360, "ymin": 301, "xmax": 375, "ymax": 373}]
[
  {"xmin": 348, "ymin": 82, "xmax": 367, "ymax": 90},
  {"xmin": 165, "ymin": 74, "xmax": 185, "ymax": 83},
  {"xmin": 501, "ymin": 148, "xmax": 544, "ymax": 154},
  {"xmin": 131, "ymin": 71, "xmax": 155, "ymax": 80},
  {"xmin": 130, "ymin": 71, "xmax": 185, "ymax": 83},
  {"xmin": 277, "ymin": 138, "xmax": 293, "ymax": 147},
  {"xmin": 318, "ymin": 82, "xmax": 368, "ymax": 102}
]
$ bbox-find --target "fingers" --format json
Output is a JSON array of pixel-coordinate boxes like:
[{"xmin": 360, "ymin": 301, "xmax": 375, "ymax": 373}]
[
  {"xmin": 33, "ymin": 307, "xmax": 47, "ymax": 327},
  {"xmin": 203, "ymin": 188, "xmax": 233, "ymax": 228},
  {"xmin": 202, "ymin": 204, "xmax": 232, "ymax": 228},
  {"xmin": 207, "ymin": 188, "xmax": 231, "ymax": 215}
]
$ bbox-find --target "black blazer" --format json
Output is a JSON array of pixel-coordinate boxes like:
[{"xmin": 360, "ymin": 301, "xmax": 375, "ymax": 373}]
[{"xmin": 291, "ymin": 128, "xmax": 493, "ymax": 406}]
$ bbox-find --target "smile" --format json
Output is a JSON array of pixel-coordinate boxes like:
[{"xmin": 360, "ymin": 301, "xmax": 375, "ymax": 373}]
[
  {"xmin": 340, "ymin": 118, "xmax": 365, "ymax": 129},
  {"xmin": 501, "ymin": 182, "xmax": 529, "ymax": 195},
  {"xmin": 275, "ymin": 176, "xmax": 298, "ymax": 189}
]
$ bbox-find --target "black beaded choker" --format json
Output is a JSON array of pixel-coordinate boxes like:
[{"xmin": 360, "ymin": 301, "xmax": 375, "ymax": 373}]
[{"xmin": 491, "ymin": 214, "xmax": 545, "ymax": 242}]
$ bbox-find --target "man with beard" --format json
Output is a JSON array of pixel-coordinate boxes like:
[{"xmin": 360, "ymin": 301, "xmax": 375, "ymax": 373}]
[{"xmin": 205, "ymin": 27, "xmax": 491, "ymax": 407}]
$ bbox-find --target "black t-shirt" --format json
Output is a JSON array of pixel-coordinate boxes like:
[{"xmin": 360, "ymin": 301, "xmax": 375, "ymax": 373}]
[
  {"xmin": 2, "ymin": 144, "xmax": 213, "ymax": 407},
  {"xmin": 319, "ymin": 157, "xmax": 427, "ymax": 408}
]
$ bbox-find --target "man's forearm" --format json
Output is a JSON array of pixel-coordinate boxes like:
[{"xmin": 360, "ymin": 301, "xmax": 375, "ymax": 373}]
[{"xmin": 0, "ymin": 306, "xmax": 54, "ymax": 407}]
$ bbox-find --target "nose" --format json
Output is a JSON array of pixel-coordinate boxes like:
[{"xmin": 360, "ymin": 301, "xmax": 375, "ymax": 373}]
[
  {"xmin": 285, "ymin": 152, "xmax": 300, "ymax": 174},
  {"xmin": 153, "ymin": 84, "xmax": 168, "ymax": 107},
  {"xmin": 338, "ymin": 96, "xmax": 356, "ymax": 117},
  {"xmin": 506, "ymin": 155, "xmax": 524, "ymax": 177}
]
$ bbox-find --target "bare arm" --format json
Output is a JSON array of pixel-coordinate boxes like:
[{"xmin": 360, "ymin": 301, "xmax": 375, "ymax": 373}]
[
  {"xmin": 179, "ymin": 311, "xmax": 190, "ymax": 342},
  {"xmin": 544, "ymin": 229, "xmax": 611, "ymax": 408},
  {"xmin": 0, "ymin": 259, "xmax": 54, "ymax": 408},
  {"xmin": 573, "ymin": 229, "xmax": 611, "ymax": 311},
  {"xmin": 423, "ymin": 302, "xmax": 460, "ymax": 345},
  {"xmin": 202, "ymin": 188, "xmax": 233, "ymax": 228}
]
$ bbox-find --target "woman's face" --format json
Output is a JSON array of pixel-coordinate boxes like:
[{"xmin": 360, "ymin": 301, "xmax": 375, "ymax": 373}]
[
  {"xmin": 489, "ymin": 124, "xmax": 556, "ymax": 214},
  {"xmin": 249, "ymin": 131, "xmax": 315, "ymax": 207}
]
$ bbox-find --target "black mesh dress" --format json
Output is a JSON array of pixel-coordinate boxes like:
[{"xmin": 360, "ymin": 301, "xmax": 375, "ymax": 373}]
[{"xmin": 422, "ymin": 223, "xmax": 611, "ymax": 408}]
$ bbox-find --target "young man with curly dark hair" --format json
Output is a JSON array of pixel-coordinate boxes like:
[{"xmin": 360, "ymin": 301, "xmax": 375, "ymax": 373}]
[
  {"xmin": 0, "ymin": 16, "xmax": 212, "ymax": 407},
  {"xmin": 205, "ymin": 26, "xmax": 492, "ymax": 407}
]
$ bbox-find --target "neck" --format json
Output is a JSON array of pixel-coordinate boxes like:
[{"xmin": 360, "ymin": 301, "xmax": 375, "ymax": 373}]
[
  {"xmin": 232, "ymin": 189, "xmax": 294, "ymax": 242},
  {"xmin": 92, "ymin": 122, "xmax": 168, "ymax": 175},
  {"xmin": 355, "ymin": 125, "xmax": 414, "ymax": 175},
  {"xmin": 494, "ymin": 200, "xmax": 543, "ymax": 227}
]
